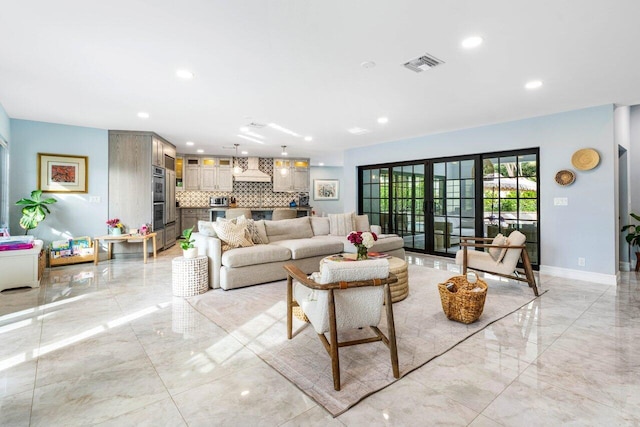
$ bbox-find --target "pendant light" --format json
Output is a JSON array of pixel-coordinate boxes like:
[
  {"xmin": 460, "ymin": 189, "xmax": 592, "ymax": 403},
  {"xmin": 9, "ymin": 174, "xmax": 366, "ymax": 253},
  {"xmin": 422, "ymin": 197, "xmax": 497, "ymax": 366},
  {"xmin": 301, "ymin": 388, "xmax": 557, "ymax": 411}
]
[
  {"xmin": 233, "ymin": 144, "xmax": 243, "ymax": 175},
  {"xmin": 280, "ymin": 146, "xmax": 289, "ymax": 176}
]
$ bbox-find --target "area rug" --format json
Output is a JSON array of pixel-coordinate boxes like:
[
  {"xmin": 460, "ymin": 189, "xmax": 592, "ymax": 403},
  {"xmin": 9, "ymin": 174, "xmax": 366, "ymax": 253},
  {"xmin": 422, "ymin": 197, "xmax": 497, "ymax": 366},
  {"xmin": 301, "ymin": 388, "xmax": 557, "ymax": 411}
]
[{"xmin": 188, "ymin": 265, "xmax": 545, "ymax": 416}]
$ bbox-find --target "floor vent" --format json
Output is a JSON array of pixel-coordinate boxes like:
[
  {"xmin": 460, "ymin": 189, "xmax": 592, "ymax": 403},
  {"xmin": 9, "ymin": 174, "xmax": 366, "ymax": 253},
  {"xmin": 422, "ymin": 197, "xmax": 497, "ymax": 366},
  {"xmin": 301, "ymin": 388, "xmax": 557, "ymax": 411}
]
[{"xmin": 403, "ymin": 53, "xmax": 445, "ymax": 73}]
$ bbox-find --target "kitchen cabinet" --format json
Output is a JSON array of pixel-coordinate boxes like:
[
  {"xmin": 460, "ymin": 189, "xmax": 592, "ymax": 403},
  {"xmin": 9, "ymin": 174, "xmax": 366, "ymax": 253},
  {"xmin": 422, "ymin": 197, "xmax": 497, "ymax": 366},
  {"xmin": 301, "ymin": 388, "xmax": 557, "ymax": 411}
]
[
  {"xmin": 181, "ymin": 208, "xmax": 210, "ymax": 232},
  {"xmin": 109, "ymin": 131, "xmax": 176, "ymax": 254},
  {"xmin": 273, "ymin": 158, "xmax": 310, "ymax": 192},
  {"xmin": 183, "ymin": 156, "xmax": 233, "ymax": 191},
  {"xmin": 176, "ymin": 156, "xmax": 184, "ymax": 191},
  {"xmin": 184, "ymin": 157, "xmax": 201, "ymax": 190}
]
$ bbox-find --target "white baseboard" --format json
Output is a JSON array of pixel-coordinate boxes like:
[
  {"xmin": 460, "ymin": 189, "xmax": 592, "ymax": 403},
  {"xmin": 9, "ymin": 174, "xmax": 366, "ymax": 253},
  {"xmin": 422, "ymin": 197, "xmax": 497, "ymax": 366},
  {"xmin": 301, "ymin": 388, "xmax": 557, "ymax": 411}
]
[{"xmin": 539, "ymin": 265, "xmax": 617, "ymax": 286}]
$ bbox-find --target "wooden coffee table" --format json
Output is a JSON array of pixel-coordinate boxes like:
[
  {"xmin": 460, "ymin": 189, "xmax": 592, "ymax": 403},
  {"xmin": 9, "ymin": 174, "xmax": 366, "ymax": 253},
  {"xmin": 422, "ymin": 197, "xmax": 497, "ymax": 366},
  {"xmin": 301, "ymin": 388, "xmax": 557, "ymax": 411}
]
[
  {"xmin": 93, "ymin": 232, "xmax": 157, "ymax": 265},
  {"xmin": 324, "ymin": 254, "xmax": 409, "ymax": 303}
]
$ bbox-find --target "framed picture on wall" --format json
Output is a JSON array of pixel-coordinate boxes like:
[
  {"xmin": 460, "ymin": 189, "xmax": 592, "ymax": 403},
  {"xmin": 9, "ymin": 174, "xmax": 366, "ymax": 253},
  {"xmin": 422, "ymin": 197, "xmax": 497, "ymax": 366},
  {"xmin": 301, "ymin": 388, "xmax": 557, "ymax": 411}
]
[
  {"xmin": 38, "ymin": 153, "xmax": 88, "ymax": 193},
  {"xmin": 313, "ymin": 179, "xmax": 339, "ymax": 200}
]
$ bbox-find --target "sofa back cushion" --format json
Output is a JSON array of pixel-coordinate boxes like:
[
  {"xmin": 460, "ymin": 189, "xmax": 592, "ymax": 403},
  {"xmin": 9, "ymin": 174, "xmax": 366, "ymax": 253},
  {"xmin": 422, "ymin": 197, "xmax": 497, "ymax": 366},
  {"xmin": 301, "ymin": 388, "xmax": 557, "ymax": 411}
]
[
  {"xmin": 329, "ymin": 212, "xmax": 356, "ymax": 236},
  {"xmin": 264, "ymin": 216, "xmax": 313, "ymax": 242},
  {"xmin": 197, "ymin": 220, "xmax": 218, "ymax": 237},
  {"xmin": 310, "ymin": 217, "xmax": 330, "ymax": 236}
]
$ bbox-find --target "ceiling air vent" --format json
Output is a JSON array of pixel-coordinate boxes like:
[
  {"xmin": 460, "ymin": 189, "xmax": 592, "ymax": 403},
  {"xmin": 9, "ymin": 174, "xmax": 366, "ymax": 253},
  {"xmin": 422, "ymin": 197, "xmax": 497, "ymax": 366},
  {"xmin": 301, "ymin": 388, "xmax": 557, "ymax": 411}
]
[
  {"xmin": 247, "ymin": 122, "xmax": 266, "ymax": 128},
  {"xmin": 403, "ymin": 53, "xmax": 445, "ymax": 73}
]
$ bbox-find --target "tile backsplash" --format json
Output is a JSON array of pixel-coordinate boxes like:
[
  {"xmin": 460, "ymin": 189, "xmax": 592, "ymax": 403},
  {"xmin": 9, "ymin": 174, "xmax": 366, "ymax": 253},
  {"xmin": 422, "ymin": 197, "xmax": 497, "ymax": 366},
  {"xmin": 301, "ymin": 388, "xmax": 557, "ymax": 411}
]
[{"xmin": 176, "ymin": 158, "xmax": 305, "ymax": 207}]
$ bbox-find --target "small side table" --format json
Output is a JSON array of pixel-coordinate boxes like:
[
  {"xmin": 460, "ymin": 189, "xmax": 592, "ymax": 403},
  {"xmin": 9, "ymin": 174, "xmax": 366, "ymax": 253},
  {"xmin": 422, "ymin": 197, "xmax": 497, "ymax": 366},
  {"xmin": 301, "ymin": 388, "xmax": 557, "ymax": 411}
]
[{"xmin": 172, "ymin": 256, "xmax": 208, "ymax": 297}]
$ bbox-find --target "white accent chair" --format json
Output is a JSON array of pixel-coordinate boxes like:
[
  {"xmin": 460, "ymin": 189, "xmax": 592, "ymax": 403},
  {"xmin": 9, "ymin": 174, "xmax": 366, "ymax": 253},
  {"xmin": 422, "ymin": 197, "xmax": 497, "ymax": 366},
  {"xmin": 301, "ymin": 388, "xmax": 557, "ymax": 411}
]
[
  {"xmin": 284, "ymin": 258, "xmax": 399, "ymax": 391},
  {"xmin": 455, "ymin": 230, "xmax": 539, "ymax": 296}
]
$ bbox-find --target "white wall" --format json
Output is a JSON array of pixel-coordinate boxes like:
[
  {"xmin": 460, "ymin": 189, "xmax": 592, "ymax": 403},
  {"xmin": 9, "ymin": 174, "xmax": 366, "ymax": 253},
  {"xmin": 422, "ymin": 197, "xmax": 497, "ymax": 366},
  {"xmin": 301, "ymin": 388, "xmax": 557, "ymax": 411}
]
[
  {"xmin": 343, "ymin": 105, "xmax": 618, "ymax": 279},
  {"xmin": 309, "ymin": 166, "xmax": 345, "ymax": 216},
  {"xmin": 9, "ymin": 119, "xmax": 108, "ymax": 244},
  {"xmin": 630, "ymin": 106, "xmax": 640, "ymax": 216},
  {"xmin": 614, "ymin": 106, "xmax": 630, "ymax": 269},
  {"xmin": 0, "ymin": 103, "xmax": 9, "ymax": 143}
]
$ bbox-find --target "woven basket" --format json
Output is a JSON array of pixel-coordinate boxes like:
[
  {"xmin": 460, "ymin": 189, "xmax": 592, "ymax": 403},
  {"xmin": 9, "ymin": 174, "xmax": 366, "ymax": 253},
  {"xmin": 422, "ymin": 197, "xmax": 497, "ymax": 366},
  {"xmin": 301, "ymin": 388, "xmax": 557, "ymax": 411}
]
[
  {"xmin": 438, "ymin": 272, "xmax": 488, "ymax": 324},
  {"xmin": 292, "ymin": 305, "xmax": 309, "ymax": 322}
]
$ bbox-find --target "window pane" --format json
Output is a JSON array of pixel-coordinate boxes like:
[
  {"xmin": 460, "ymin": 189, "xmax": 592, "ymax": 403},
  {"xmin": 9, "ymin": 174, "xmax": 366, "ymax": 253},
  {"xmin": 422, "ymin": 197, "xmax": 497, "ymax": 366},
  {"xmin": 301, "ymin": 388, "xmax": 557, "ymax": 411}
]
[
  {"xmin": 460, "ymin": 159, "xmax": 474, "ymax": 179},
  {"xmin": 446, "ymin": 161, "xmax": 460, "ymax": 179}
]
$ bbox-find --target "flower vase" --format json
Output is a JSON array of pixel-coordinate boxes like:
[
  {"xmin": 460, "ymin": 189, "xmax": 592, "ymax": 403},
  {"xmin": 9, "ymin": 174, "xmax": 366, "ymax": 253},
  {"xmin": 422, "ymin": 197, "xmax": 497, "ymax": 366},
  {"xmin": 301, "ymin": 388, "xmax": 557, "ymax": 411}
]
[
  {"xmin": 356, "ymin": 245, "xmax": 368, "ymax": 260},
  {"xmin": 110, "ymin": 227, "xmax": 122, "ymax": 236}
]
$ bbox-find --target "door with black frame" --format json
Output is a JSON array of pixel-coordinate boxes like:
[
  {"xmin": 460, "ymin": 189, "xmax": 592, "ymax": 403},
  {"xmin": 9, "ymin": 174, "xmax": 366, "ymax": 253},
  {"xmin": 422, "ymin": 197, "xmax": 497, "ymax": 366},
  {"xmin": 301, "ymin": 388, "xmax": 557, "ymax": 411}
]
[{"xmin": 359, "ymin": 148, "xmax": 539, "ymax": 266}]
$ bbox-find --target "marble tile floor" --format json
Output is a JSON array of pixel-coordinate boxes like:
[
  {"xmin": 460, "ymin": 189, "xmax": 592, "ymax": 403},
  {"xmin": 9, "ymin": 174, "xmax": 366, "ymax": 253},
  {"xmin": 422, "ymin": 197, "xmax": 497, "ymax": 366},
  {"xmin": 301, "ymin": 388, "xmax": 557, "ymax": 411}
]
[{"xmin": 0, "ymin": 246, "xmax": 639, "ymax": 426}]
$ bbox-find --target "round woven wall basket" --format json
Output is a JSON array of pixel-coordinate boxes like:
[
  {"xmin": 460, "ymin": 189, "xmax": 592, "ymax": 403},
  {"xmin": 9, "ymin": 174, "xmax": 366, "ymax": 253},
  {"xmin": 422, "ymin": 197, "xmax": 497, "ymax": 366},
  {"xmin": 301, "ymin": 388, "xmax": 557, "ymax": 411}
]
[
  {"xmin": 555, "ymin": 169, "xmax": 576, "ymax": 186},
  {"xmin": 571, "ymin": 148, "xmax": 600, "ymax": 171}
]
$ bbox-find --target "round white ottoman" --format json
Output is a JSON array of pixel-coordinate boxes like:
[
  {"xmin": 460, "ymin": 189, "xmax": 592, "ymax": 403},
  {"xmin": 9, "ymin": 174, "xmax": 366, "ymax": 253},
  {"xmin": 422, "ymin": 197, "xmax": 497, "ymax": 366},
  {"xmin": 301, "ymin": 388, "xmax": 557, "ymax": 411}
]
[{"xmin": 172, "ymin": 256, "xmax": 208, "ymax": 297}]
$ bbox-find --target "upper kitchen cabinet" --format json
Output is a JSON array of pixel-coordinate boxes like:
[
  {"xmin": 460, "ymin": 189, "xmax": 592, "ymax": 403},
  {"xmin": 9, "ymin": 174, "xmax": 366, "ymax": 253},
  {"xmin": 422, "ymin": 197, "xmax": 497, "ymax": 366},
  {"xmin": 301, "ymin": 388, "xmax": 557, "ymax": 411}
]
[
  {"xmin": 273, "ymin": 158, "xmax": 310, "ymax": 192},
  {"xmin": 175, "ymin": 156, "xmax": 184, "ymax": 191},
  {"xmin": 184, "ymin": 156, "xmax": 233, "ymax": 191},
  {"xmin": 152, "ymin": 136, "xmax": 175, "ymax": 169},
  {"xmin": 184, "ymin": 157, "xmax": 201, "ymax": 190}
]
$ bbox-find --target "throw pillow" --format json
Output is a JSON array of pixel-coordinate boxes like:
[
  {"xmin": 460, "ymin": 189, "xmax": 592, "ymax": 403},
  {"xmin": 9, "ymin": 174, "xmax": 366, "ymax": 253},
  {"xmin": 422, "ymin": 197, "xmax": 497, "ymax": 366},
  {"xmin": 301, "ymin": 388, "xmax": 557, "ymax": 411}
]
[
  {"xmin": 355, "ymin": 214, "xmax": 370, "ymax": 232},
  {"xmin": 197, "ymin": 220, "xmax": 217, "ymax": 237},
  {"xmin": 212, "ymin": 220, "xmax": 254, "ymax": 251},
  {"xmin": 329, "ymin": 212, "xmax": 356, "ymax": 236},
  {"xmin": 236, "ymin": 215, "xmax": 263, "ymax": 244},
  {"xmin": 496, "ymin": 238, "xmax": 510, "ymax": 264},
  {"xmin": 488, "ymin": 233, "xmax": 507, "ymax": 261}
]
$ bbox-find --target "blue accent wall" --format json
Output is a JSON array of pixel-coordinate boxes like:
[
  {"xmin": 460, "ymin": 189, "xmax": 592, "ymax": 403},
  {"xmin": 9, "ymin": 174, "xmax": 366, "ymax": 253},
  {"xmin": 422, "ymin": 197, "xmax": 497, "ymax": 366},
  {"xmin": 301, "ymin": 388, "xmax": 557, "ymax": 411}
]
[
  {"xmin": 343, "ymin": 105, "xmax": 617, "ymax": 278},
  {"xmin": 9, "ymin": 119, "xmax": 108, "ymax": 243}
]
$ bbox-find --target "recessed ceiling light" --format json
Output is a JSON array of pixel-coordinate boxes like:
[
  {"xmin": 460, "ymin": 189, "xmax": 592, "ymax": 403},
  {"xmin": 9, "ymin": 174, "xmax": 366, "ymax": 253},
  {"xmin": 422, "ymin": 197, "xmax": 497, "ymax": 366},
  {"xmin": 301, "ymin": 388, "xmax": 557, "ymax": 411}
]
[
  {"xmin": 377, "ymin": 117, "xmax": 389, "ymax": 124},
  {"xmin": 318, "ymin": 162, "xmax": 325, "ymax": 166},
  {"xmin": 239, "ymin": 126, "xmax": 250, "ymax": 133},
  {"xmin": 348, "ymin": 127, "xmax": 370, "ymax": 135},
  {"xmin": 461, "ymin": 36, "xmax": 483, "ymax": 49},
  {"xmin": 361, "ymin": 61, "xmax": 376, "ymax": 69},
  {"xmin": 241, "ymin": 150, "xmax": 248, "ymax": 155},
  {"xmin": 525, "ymin": 80, "xmax": 543, "ymax": 90},
  {"xmin": 137, "ymin": 112, "xmax": 149, "ymax": 119},
  {"xmin": 237, "ymin": 134, "xmax": 265, "ymax": 144},
  {"xmin": 196, "ymin": 149, "xmax": 204, "ymax": 153},
  {"xmin": 176, "ymin": 69, "xmax": 194, "ymax": 79},
  {"xmin": 304, "ymin": 136, "xmax": 312, "ymax": 142},
  {"xmin": 186, "ymin": 141, "xmax": 194, "ymax": 146}
]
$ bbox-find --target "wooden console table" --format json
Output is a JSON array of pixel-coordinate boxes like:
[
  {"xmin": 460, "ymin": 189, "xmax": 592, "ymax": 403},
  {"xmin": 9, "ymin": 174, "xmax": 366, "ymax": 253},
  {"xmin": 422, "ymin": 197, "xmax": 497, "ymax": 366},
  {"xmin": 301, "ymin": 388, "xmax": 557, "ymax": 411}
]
[{"xmin": 93, "ymin": 232, "xmax": 157, "ymax": 265}]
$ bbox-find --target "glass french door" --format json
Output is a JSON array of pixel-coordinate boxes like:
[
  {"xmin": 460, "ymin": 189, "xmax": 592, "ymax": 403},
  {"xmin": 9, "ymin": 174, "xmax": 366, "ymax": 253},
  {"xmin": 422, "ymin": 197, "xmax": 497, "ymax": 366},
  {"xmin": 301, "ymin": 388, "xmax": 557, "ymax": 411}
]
[
  {"xmin": 432, "ymin": 157, "xmax": 477, "ymax": 255},
  {"xmin": 359, "ymin": 148, "xmax": 539, "ymax": 265}
]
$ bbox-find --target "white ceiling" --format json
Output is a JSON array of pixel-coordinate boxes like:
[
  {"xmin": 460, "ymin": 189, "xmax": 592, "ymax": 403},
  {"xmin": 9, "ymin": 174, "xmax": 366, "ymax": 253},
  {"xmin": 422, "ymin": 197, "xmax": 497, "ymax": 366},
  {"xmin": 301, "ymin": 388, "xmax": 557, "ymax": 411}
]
[{"xmin": 2, "ymin": 1, "xmax": 640, "ymax": 166}]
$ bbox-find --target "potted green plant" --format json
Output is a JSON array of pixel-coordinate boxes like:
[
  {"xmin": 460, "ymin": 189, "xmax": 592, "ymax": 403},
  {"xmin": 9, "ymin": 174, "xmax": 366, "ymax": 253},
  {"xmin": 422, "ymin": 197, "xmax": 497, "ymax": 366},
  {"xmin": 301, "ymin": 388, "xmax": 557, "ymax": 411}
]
[
  {"xmin": 15, "ymin": 190, "xmax": 57, "ymax": 235},
  {"xmin": 621, "ymin": 212, "xmax": 640, "ymax": 271},
  {"xmin": 180, "ymin": 226, "xmax": 197, "ymax": 259}
]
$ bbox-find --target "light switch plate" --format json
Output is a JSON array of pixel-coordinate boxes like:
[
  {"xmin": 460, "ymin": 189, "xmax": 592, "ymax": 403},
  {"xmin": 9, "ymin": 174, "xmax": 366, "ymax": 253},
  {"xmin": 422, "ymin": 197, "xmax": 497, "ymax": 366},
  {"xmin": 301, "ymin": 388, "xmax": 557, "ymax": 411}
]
[
  {"xmin": 553, "ymin": 197, "xmax": 568, "ymax": 206},
  {"xmin": 89, "ymin": 196, "xmax": 101, "ymax": 203}
]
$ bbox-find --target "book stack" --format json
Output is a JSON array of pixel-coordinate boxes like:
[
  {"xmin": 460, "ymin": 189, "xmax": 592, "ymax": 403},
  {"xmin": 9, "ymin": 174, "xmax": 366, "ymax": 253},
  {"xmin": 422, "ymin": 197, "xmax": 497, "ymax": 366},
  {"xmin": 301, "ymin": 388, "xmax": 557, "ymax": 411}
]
[{"xmin": 0, "ymin": 236, "xmax": 35, "ymax": 251}]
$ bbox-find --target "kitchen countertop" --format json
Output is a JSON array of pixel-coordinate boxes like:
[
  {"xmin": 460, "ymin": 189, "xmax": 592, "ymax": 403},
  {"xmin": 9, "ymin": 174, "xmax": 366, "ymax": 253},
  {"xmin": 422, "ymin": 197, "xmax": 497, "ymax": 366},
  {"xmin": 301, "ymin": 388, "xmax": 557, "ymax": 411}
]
[{"xmin": 178, "ymin": 206, "xmax": 311, "ymax": 209}]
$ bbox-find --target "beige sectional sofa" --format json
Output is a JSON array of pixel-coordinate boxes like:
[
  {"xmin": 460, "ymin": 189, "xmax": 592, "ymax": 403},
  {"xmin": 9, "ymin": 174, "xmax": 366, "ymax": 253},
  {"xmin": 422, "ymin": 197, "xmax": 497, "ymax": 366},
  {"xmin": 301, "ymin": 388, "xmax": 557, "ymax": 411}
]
[{"xmin": 193, "ymin": 214, "xmax": 405, "ymax": 290}]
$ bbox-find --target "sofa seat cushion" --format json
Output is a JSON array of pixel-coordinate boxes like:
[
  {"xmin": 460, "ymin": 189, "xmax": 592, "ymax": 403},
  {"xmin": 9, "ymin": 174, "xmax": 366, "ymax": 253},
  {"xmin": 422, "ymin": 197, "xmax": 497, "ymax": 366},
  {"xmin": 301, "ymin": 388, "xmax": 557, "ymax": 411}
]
[
  {"xmin": 271, "ymin": 238, "xmax": 344, "ymax": 260},
  {"xmin": 343, "ymin": 235, "xmax": 404, "ymax": 253},
  {"xmin": 221, "ymin": 244, "xmax": 291, "ymax": 268}
]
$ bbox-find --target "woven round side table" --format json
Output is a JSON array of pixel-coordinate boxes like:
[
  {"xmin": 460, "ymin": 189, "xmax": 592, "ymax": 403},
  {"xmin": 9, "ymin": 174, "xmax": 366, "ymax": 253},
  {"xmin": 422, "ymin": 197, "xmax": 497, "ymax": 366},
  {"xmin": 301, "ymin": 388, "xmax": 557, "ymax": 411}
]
[
  {"xmin": 172, "ymin": 256, "xmax": 208, "ymax": 297},
  {"xmin": 387, "ymin": 256, "xmax": 409, "ymax": 303}
]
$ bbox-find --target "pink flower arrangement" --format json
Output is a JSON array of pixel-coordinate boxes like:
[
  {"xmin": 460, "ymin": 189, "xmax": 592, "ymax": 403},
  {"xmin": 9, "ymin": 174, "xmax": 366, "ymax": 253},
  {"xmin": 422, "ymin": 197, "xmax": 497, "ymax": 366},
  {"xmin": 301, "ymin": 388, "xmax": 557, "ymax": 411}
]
[
  {"xmin": 106, "ymin": 218, "xmax": 123, "ymax": 229},
  {"xmin": 347, "ymin": 231, "xmax": 377, "ymax": 249}
]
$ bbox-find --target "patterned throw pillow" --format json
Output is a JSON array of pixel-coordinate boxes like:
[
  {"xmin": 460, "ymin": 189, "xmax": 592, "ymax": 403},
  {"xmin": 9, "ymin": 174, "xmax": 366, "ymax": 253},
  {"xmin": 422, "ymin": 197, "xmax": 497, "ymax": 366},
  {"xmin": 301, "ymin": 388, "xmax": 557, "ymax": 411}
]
[
  {"xmin": 236, "ymin": 215, "xmax": 263, "ymax": 244},
  {"xmin": 488, "ymin": 233, "xmax": 507, "ymax": 261},
  {"xmin": 212, "ymin": 220, "xmax": 254, "ymax": 251},
  {"xmin": 197, "ymin": 220, "xmax": 217, "ymax": 237}
]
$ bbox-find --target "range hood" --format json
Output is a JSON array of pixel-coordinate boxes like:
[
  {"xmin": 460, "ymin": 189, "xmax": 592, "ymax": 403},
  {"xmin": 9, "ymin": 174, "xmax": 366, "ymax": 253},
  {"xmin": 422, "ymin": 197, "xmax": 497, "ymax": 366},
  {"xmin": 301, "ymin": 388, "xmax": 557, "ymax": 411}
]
[{"xmin": 234, "ymin": 157, "xmax": 271, "ymax": 182}]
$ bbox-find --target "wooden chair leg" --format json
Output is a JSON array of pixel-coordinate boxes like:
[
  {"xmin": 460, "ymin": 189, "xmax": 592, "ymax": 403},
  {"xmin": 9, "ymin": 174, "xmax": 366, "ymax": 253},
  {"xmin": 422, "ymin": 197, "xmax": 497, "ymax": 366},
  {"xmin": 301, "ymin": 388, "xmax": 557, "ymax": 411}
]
[
  {"xmin": 520, "ymin": 249, "xmax": 539, "ymax": 297},
  {"xmin": 462, "ymin": 246, "xmax": 468, "ymax": 274},
  {"xmin": 328, "ymin": 289, "xmax": 341, "ymax": 391},
  {"xmin": 286, "ymin": 275, "xmax": 293, "ymax": 339},
  {"xmin": 384, "ymin": 284, "xmax": 400, "ymax": 379}
]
